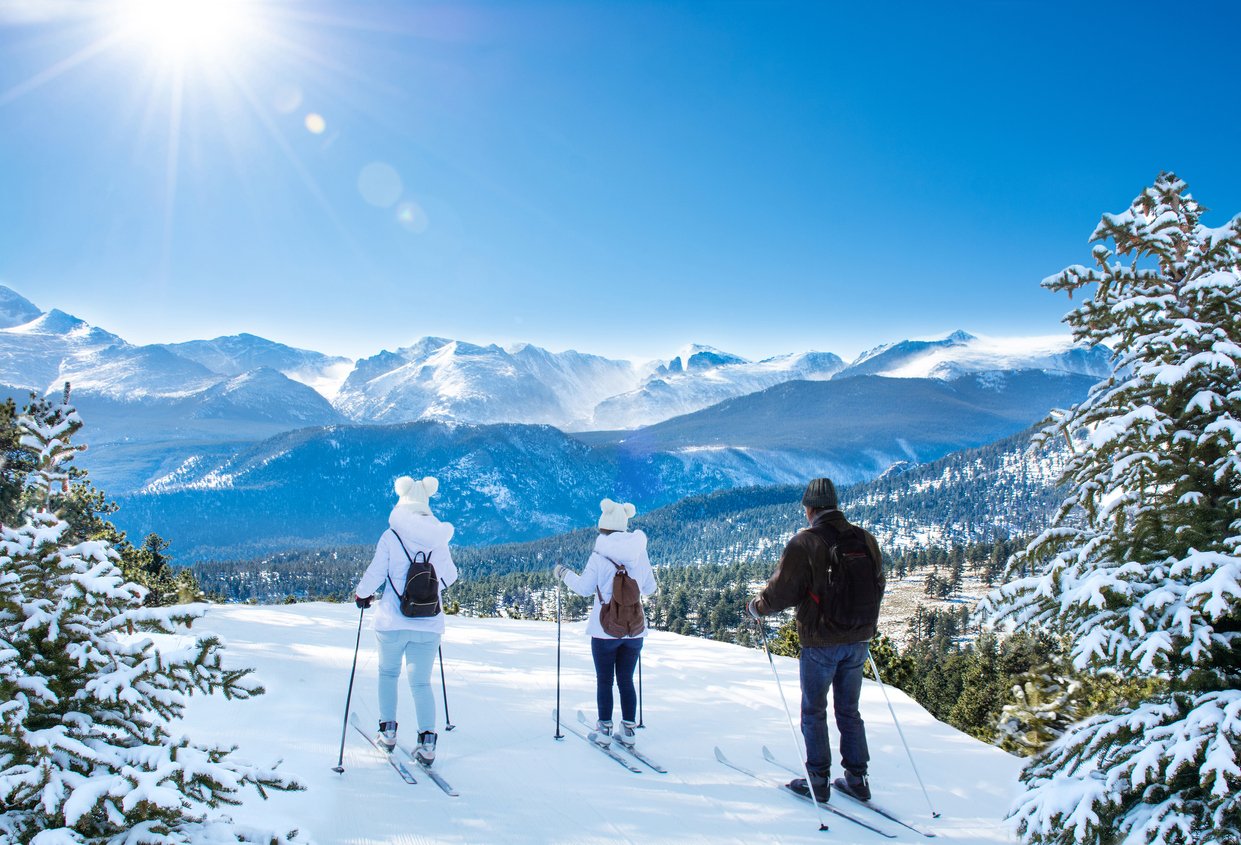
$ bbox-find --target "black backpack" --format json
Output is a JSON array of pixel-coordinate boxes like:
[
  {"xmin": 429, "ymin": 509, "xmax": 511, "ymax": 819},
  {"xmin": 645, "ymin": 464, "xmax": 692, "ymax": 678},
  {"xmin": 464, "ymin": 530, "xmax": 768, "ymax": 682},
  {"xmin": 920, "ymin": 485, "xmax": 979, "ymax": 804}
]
[
  {"xmin": 385, "ymin": 530, "xmax": 441, "ymax": 618},
  {"xmin": 807, "ymin": 522, "xmax": 883, "ymax": 631}
]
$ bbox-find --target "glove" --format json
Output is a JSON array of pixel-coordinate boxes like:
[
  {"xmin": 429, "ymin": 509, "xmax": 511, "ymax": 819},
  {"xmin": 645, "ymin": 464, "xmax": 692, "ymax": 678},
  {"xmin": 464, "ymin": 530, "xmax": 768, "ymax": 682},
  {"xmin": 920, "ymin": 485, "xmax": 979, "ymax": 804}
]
[
  {"xmin": 355, "ymin": 595, "xmax": 374, "ymax": 609},
  {"xmin": 745, "ymin": 598, "xmax": 762, "ymax": 620},
  {"xmin": 553, "ymin": 564, "xmax": 570, "ymax": 580}
]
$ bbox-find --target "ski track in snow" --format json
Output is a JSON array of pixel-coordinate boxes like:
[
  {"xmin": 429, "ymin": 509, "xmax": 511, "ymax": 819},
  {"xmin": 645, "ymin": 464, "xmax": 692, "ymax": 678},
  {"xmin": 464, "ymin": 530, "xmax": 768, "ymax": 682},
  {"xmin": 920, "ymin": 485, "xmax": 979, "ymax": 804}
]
[{"xmin": 181, "ymin": 604, "xmax": 1022, "ymax": 844}]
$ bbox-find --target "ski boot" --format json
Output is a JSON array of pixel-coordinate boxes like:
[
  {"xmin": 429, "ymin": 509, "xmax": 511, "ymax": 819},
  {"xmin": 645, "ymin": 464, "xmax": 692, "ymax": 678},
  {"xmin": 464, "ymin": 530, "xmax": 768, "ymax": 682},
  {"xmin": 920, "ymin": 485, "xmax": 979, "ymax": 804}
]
[
  {"xmin": 376, "ymin": 721, "xmax": 398, "ymax": 752},
  {"xmin": 842, "ymin": 769, "xmax": 871, "ymax": 801},
  {"xmin": 415, "ymin": 730, "xmax": 437, "ymax": 766},
  {"xmin": 788, "ymin": 771, "xmax": 831, "ymax": 803},
  {"xmin": 615, "ymin": 720, "xmax": 637, "ymax": 748},
  {"xmin": 594, "ymin": 719, "xmax": 613, "ymax": 747}
]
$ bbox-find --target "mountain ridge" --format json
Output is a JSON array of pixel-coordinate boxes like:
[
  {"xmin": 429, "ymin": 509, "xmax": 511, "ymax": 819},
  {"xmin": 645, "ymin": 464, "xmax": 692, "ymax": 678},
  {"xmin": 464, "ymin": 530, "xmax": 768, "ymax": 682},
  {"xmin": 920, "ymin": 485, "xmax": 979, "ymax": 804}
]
[{"xmin": 1, "ymin": 283, "xmax": 1109, "ymax": 439}]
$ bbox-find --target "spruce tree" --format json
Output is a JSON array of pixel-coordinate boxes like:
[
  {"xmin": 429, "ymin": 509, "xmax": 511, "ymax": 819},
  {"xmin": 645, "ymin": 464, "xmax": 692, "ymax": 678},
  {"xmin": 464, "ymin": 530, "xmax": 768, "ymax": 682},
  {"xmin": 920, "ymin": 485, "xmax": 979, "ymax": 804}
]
[
  {"xmin": 0, "ymin": 396, "xmax": 304, "ymax": 843},
  {"xmin": 987, "ymin": 173, "xmax": 1241, "ymax": 845}
]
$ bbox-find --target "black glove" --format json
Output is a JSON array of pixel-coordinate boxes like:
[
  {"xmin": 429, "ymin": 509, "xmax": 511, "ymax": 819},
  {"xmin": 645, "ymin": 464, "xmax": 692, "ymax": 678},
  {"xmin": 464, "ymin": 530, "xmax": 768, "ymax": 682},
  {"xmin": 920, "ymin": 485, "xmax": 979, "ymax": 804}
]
[
  {"xmin": 355, "ymin": 595, "xmax": 374, "ymax": 609},
  {"xmin": 745, "ymin": 598, "xmax": 762, "ymax": 620}
]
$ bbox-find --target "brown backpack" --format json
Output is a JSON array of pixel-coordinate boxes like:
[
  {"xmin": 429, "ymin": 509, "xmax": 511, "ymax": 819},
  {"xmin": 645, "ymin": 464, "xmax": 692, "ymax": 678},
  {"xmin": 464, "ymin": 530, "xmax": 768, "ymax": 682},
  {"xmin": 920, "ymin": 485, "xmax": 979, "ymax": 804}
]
[{"xmin": 596, "ymin": 557, "xmax": 645, "ymax": 638}]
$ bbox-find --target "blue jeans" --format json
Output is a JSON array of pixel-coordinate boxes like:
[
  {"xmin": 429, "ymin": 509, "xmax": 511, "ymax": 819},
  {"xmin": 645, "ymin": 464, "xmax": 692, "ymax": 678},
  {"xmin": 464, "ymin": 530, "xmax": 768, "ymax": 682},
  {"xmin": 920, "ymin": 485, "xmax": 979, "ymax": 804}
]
[
  {"xmin": 591, "ymin": 637, "xmax": 643, "ymax": 723},
  {"xmin": 376, "ymin": 629, "xmax": 440, "ymax": 732},
  {"xmin": 800, "ymin": 641, "xmax": 870, "ymax": 778}
]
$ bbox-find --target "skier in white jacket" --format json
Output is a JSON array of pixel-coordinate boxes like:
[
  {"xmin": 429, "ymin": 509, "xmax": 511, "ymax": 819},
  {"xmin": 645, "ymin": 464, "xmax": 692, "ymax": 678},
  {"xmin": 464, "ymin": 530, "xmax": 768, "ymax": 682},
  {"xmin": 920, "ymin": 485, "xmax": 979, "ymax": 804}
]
[
  {"xmin": 556, "ymin": 498, "xmax": 657, "ymax": 748},
  {"xmin": 355, "ymin": 475, "xmax": 458, "ymax": 765}
]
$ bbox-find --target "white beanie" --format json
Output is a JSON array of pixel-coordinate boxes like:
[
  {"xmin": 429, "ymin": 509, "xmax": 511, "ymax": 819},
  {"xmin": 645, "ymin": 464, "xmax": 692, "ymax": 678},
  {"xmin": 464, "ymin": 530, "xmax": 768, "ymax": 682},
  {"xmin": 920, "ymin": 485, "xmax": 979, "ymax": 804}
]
[
  {"xmin": 394, "ymin": 475, "xmax": 438, "ymax": 515},
  {"xmin": 598, "ymin": 498, "xmax": 636, "ymax": 532}
]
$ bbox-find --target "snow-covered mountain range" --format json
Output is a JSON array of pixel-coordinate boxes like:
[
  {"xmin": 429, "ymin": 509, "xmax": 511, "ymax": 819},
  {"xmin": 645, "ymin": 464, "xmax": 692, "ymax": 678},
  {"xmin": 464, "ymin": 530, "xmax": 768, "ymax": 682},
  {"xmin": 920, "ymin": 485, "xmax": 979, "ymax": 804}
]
[
  {"xmin": 0, "ymin": 284, "xmax": 1110, "ymax": 440},
  {"xmin": 0, "ymin": 288, "xmax": 342, "ymax": 443},
  {"xmin": 837, "ymin": 330, "xmax": 1114, "ymax": 381}
]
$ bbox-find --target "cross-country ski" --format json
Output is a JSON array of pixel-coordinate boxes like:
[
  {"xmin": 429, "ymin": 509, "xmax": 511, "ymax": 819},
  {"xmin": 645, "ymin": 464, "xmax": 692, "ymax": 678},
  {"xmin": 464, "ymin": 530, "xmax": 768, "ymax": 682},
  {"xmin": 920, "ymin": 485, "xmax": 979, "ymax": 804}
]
[
  {"xmin": 349, "ymin": 712, "xmax": 417, "ymax": 784},
  {"xmin": 554, "ymin": 709, "xmax": 643, "ymax": 773},
  {"xmin": 396, "ymin": 742, "xmax": 459, "ymax": 796},
  {"xmin": 760, "ymin": 745, "xmax": 936, "ymax": 837},
  {"xmin": 715, "ymin": 747, "xmax": 898, "ymax": 838},
  {"xmin": 575, "ymin": 710, "xmax": 667, "ymax": 773}
]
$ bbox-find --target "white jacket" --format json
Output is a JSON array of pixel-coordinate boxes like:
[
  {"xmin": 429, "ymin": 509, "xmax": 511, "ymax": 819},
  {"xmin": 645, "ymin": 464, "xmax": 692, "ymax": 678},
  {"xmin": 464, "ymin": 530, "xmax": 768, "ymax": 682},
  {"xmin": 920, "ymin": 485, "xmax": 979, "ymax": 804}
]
[
  {"xmin": 561, "ymin": 530, "xmax": 657, "ymax": 639},
  {"xmin": 356, "ymin": 506, "xmax": 458, "ymax": 634}
]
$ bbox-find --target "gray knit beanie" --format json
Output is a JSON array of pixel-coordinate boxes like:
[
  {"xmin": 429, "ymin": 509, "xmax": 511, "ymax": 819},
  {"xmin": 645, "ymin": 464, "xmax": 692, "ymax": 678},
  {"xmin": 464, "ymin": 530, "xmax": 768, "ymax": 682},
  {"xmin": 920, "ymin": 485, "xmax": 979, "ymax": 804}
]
[{"xmin": 801, "ymin": 477, "xmax": 838, "ymax": 510}]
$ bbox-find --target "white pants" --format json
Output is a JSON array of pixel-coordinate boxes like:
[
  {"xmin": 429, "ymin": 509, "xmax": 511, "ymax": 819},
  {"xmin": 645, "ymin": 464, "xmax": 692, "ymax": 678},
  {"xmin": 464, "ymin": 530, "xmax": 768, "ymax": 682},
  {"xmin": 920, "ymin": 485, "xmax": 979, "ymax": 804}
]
[{"xmin": 376, "ymin": 629, "xmax": 440, "ymax": 732}]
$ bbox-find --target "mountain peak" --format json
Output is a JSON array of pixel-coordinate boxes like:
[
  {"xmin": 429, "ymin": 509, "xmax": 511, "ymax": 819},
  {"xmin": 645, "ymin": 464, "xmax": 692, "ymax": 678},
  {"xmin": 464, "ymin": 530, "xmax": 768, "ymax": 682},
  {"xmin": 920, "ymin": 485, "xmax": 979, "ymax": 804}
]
[
  {"xmin": 14, "ymin": 308, "xmax": 90, "ymax": 336},
  {"xmin": 668, "ymin": 344, "xmax": 748, "ymax": 373},
  {"xmin": 0, "ymin": 285, "xmax": 43, "ymax": 329}
]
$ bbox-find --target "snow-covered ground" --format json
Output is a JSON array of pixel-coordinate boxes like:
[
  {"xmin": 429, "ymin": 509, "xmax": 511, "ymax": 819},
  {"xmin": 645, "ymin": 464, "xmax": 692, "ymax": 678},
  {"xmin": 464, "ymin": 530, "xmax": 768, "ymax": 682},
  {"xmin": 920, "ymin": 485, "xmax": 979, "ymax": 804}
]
[{"xmin": 183, "ymin": 604, "xmax": 1023, "ymax": 844}]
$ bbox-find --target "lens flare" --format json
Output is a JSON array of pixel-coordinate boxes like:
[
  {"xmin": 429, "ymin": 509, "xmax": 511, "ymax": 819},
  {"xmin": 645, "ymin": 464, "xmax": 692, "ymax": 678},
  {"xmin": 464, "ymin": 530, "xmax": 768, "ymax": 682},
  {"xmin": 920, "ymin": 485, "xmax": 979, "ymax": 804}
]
[
  {"xmin": 358, "ymin": 162, "xmax": 403, "ymax": 208},
  {"xmin": 396, "ymin": 201, "xmax": 429, "ymax": 233}
]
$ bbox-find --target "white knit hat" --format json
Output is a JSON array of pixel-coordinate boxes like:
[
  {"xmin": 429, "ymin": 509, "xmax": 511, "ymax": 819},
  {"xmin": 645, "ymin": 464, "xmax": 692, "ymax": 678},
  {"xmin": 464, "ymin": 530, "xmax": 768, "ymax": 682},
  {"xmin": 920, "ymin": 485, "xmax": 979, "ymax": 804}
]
[
  {"xmin": 598, "ymin": 498, "xmax": 636, "ymax": 532},
  {"xmin": 394, "ymin": 475, "xmax": 438, "ymax": 515}
]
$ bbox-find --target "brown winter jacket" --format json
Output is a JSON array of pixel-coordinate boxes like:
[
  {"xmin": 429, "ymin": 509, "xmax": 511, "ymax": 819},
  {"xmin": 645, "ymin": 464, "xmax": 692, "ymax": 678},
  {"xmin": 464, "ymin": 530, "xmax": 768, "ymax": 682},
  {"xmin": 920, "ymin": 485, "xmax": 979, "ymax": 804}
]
[{"xmin": 755, "ymin": 510, "xmax": 885, "ymax": 647}]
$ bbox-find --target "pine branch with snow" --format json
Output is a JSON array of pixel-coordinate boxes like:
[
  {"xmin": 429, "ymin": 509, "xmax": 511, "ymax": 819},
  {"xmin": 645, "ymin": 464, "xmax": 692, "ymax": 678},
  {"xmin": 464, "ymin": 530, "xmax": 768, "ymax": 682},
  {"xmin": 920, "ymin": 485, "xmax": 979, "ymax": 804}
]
[
  {"xmin": 984, "ymin": 173, "xmax": 1241, "ymax": 845},
  {"xmin": 0, "ymin": 397, "xmax": 304, "ymax": 844}
]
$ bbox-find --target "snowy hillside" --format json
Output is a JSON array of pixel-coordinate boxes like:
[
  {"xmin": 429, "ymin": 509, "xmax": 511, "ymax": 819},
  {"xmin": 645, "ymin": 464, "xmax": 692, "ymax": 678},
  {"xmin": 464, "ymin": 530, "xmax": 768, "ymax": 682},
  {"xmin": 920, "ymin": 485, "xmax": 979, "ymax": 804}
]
[{"xmin": 182, "ymin": 603, "xmax": 1022, "ymax": 844}]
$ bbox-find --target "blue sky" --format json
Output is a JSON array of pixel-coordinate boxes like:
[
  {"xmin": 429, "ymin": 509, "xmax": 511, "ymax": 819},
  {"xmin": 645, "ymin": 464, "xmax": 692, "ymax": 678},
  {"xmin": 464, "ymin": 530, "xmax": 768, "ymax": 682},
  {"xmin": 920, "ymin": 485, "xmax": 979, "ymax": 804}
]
[{"xmin": 1, "ymin": 0, "xmax": 1238, "ymax": 363}]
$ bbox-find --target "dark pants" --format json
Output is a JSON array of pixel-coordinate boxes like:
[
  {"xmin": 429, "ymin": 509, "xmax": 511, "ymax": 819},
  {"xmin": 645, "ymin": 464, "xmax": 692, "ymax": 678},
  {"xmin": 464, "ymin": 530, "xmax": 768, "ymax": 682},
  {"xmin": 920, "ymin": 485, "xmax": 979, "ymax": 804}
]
[
  {"xmin": 591, "ymin": 636, "xmax": 643, "ymax": 722},
  {"xmin": 800, "ymin": 641, "xmax": 870, "ymax": 778}
]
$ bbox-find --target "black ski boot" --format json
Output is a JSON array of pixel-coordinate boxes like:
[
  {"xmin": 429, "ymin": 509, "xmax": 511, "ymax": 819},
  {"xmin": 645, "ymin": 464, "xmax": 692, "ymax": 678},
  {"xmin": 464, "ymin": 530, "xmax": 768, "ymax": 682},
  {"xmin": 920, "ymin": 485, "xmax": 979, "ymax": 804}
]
[
  {"xmin": 842, "ymin": 770, "xmax": 871, "ymax": 801},
  {"xmin": 788, "ymin": 771, "xmax": 830, "ymax": 803}
]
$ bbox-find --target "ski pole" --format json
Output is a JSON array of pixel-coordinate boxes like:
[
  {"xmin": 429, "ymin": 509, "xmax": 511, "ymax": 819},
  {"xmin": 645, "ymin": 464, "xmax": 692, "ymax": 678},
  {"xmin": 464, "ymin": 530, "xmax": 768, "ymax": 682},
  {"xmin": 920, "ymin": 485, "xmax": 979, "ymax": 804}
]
[
  {"xmin": 637, "ymin": 651, "xmax": 645, "ymax": 728},
  {"xmin": 754, "ymin": 618, "xmax": 829, "ymax": 832},
  {"xmin": 332, "ymin": 605, "xmax": 366, "ymax": 773},
  {"xmin": 438, "ymin": 645, "xmax": 456, "ymax": 731},
  {"xmin": 868, "ymin": 654, "xmax": 940, "ymax": 818},
  {"xmin": 554, "ymin": 578, "xmax": 564, "ymax": 740}
]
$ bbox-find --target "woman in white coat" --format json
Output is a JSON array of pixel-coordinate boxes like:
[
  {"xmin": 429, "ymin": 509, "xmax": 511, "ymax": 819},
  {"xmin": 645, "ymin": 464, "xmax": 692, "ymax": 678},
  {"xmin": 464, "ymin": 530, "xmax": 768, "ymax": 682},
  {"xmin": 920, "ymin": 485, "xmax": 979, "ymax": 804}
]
[
  {"xmin": 555, "ymin": 498, "xmax": 657, "ymax": 748},
  {"xmin": 354, "ymin": 475, "xmax": 457, "ymax": 765}
]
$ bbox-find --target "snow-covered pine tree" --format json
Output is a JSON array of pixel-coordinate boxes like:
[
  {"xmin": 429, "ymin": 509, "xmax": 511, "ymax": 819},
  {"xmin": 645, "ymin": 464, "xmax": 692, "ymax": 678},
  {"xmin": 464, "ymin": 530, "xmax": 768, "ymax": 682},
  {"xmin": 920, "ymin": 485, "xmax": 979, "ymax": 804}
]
[
  {"xmin": 986, "ymin": 173, "xmax": 1241, "ymax": 845},
  {"xmin": 0, "ymin": 395, "xmax": 305, "ymax": 844}
]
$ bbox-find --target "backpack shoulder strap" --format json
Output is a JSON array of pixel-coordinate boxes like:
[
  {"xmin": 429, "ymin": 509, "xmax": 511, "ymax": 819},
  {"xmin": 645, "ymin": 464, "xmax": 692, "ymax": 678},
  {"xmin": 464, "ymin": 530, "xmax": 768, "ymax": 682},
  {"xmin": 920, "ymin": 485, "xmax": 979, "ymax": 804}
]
[
  {"xmin": 389, "ymin": 529, "xmax": 415, "ymax": 563},
  {"xmin": 803, "ymin": 521, "xmax": 857, "ymax": 607},
  {"xmin": 599, "ymin": 555, "xmax": 626, "ymax": 573},
  {"xmin": 595, "ymin": 555, "xmax": 625, "ymax": 601},
  {"xmin": 385, "ymin": 529, "xmax": 430, "ymax": 596}
]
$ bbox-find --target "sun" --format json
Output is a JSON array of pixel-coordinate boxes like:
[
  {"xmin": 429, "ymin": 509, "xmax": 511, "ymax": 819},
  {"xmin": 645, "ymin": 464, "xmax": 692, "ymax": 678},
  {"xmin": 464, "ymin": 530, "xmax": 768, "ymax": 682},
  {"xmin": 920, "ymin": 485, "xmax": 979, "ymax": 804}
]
[{"xmin": 115, "ymin": 0, "xmax": 260, "ymax": 66}]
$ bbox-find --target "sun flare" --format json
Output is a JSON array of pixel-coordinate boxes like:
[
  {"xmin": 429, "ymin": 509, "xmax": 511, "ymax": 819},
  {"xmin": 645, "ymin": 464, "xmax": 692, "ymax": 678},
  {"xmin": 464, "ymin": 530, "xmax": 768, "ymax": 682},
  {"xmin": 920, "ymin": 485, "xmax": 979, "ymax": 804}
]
[{"xmin": 116, "ymin": 0, "xmax": 259, "ymax": 65}]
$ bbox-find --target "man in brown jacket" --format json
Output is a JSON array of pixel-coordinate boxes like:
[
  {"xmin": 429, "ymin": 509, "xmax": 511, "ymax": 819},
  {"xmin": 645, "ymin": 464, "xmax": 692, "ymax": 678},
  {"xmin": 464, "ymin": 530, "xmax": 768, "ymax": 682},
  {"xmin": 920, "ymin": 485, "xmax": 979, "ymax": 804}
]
[{"xmin": 746, "ymin": 477, "xmax": 885, "ymax": 804}]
